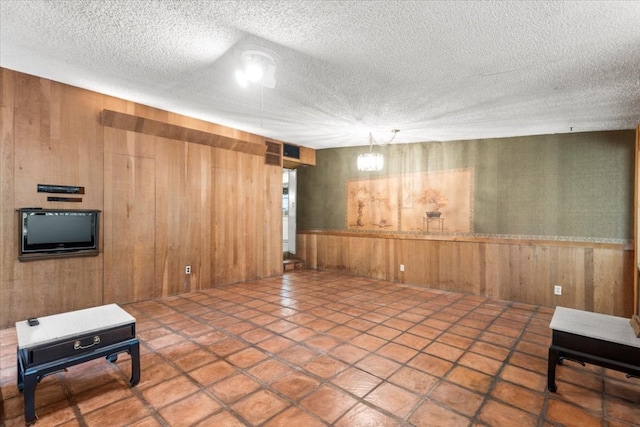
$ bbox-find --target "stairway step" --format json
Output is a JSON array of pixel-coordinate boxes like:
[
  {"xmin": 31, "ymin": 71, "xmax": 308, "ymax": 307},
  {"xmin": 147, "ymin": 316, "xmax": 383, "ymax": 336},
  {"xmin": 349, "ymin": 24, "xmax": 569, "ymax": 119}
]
[{"xmin": 283, "ymin": 258, "xmax": 305, "ymax": 271}]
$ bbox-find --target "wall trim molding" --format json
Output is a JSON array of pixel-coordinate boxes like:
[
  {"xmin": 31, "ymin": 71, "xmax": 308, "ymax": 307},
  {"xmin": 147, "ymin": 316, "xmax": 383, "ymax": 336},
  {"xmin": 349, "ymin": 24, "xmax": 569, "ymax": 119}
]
[
  {"xmin": 298, "ymin": 229, "xmax": 631, "ymax": 250},
  {"xmin": 101, "ymin": 109, "xmax": 266, "ymax": 156}
]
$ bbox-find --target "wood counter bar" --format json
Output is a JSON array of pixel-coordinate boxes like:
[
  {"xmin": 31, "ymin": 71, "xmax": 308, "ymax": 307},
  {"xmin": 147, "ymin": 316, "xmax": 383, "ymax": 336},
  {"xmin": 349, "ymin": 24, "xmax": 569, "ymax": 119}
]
[
  {"xmin": 16, "ymin": 304, "xmax": 140, "ymax": 425},
  {"xmin": 547, "ymin": 306, "xmax": 640, "ymax": 392}
]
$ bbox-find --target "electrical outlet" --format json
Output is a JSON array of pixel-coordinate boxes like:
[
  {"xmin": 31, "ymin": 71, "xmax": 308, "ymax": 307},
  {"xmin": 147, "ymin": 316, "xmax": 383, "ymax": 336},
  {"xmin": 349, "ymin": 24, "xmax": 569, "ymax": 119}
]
[
  {"xmin": 400, "ymin": 264, "xmax": 405, "ymax": 272},
  {"xmin": 554, "ymin": 285, "xmax": 562, "ymax": 296},
  {"xmin": 185, "ymin": 265, "xmax": 191, "ymax": 275}
]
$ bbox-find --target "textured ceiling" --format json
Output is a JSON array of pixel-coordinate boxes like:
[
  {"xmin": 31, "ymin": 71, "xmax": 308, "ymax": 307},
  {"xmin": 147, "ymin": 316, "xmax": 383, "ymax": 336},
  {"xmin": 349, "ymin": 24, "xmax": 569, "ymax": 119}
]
[{"xmin": 1, "ymin": 1, "xmax": 639, "ymax": 149}]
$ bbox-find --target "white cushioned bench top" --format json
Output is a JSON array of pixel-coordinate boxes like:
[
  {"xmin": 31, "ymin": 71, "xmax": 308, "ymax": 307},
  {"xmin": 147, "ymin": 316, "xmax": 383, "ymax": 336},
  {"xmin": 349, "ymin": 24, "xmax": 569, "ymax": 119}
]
[
  {"xmin": 550, "ymin": 306, "xmax": 640, "ymax": 349},
  {"xmin": 15, "ymin": 304, "xmax": 135, "ymax": 349}
]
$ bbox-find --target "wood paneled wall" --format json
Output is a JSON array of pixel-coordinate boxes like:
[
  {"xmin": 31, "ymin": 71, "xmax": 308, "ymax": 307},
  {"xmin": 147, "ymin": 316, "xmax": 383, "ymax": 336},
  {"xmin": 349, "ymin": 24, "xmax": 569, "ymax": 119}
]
[
  {"xmin": 297, "ymin": 231, "xmax": 634, "ymax": 317},
  {"xmin": 0, "ymin": 68, "xmax": 282, "ymax": 327},
  {"xmin": 634, "ymin": 124, "xmax": 640, "ymax": 315}
]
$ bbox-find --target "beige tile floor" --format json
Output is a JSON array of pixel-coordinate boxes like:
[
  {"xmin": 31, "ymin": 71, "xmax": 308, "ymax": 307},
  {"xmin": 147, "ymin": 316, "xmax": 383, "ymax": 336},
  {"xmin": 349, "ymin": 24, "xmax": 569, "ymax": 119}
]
[{"xmin": 1, "ymin": 270, "xmax": 639, "ymax": 426}]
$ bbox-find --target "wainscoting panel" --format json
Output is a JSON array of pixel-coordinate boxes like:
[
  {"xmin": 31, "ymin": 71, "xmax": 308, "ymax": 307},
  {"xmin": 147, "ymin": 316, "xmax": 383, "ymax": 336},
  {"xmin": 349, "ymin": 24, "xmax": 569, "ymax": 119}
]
[{"xmin": 297, "ymin": 231, "xmax": 633, "ymax": 317}]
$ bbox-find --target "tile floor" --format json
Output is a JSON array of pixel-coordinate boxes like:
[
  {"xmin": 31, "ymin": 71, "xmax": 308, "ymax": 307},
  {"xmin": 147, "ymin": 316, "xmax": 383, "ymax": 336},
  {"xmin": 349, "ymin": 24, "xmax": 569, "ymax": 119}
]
[{"xmin": 1, "ymin": 270, "xmax": 639, "ymax": 426}]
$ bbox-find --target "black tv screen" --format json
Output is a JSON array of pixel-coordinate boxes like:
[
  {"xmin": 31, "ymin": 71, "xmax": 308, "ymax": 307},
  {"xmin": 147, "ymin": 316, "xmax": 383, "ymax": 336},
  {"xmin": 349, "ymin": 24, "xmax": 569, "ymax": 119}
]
[{"xmin": 19, "ymin": 209, "xmax": 100, "ymax": 260}]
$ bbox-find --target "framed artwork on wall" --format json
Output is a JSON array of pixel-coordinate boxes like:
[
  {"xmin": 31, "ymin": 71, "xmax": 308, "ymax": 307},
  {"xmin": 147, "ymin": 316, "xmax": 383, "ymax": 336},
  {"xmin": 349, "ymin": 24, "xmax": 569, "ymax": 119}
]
[{"xmin": 346, "ymin": 168, "xmax": 473, "ymax": 234}]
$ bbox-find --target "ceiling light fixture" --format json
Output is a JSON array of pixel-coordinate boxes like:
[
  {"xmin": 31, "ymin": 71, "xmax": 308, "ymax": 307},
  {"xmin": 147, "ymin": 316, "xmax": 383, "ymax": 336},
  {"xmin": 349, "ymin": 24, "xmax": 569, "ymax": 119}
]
[
  {"xmin": 235, "ymin": 48, "xmax": 277, "ymax": 89},
  {"xmin": 357, "ymin": 129, "xmax": 399, "ymax": 172}
]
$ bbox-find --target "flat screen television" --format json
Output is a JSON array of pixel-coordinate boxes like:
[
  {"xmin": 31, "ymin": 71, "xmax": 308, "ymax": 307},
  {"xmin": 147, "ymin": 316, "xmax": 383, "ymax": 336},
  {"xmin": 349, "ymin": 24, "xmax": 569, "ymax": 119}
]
[{"xmin": 19, "ymin": 208, "xmax": 100, "ymax": 260}]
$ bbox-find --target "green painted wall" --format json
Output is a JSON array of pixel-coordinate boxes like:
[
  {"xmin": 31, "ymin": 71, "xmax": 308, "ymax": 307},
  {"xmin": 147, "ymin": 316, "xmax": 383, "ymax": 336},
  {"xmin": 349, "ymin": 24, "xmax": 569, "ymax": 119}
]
[{"xmin": 297, "ymin": 130, "xmax": 634, "ymax": 241}]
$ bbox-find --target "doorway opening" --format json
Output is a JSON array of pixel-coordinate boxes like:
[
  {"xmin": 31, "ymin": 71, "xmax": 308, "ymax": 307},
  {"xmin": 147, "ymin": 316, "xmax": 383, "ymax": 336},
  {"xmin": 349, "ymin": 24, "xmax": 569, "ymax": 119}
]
[
  {"xmin": 282, "ymin": 169, "xmax": 293, "ymax": 254},
  {"xmin": 283, "ymin": 169, "xmax": 304, "ymax": 270}
]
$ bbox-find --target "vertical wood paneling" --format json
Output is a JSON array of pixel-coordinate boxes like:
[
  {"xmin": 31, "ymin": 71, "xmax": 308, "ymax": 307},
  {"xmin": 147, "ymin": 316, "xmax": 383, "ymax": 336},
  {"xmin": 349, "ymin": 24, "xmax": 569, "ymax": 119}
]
[
  {"xmin": 300, "ymin": 232, "xmax": 632, "ymax": 317},
  {"xmin": 483, "ymin": 243, "xmax": 508, "ymax": 299},
  {"xmin": 239, "ymin": 154, "xmax": 255, "ymax": 280},
  {"xmin": 213, "ymin": 149, "xmax": 240, "ymax": 284},
  {"xmin": 1, "ymin": 68, "xmax": 283, "ymax": 327},
  {"xmin": 551, "ymin": 246, "xmax": 586, "ymax": 310},
  {"xmin": 635, "ymin": 124, "xmax": 640, "ymax": 315},
  {"xmin": 439, "ymin": 242, "xmax": 463, "ymax": 291},
  {"xmin": 247, "ymin": 154, "xmax": 283, "ymax": 280},
  {"xmin": 397, "ymin": 239, "xmax": 436, "ymax": 286},
  {"xmin": 592, "ymin": 248, "xmax": 624, "ymax": 315},
  {"xmin": 0, "ymin": 71, "xmax": 16, "ymax": 323},
  {"xmin": 514, "ymin": 245, "xmax": 551, "ymax": 306},
  {"xmin": 622, "ymin": 248, "xmax": 635, "ymax": 316},
  {"xmin": 103, "ymin": 151, "xmax": 134, "ymax": 302},
  {"xmin": 297, "ymin": 233, "xmax": 318, "ymax": 269},
  {"xmin": 189, "ymin": 142, "xmax": 213, "ymax": 291},
  {"xmin": 343, "ymin": 236, "xmax": 394, "ymax": 279},
  {"xmin": 265, "ymin": 160, "xmax": 283, "ymax": 278},
  {"xmin": 155, "ymin": 137, "xmax": 187, "ymax": 297},
  {"xmin": 61, "ymin": 86, "xmax": 104, "ymax": 208},
  {"xmin": 2, "ymin": 71, "xmax": 104, "ymax": 325},
  {"xmin": 459, "ymin": 241, "xmax": 481, "ymax": 294},
  {"xmin": 103, "ymin": 149, "xmax": 156, "ymax": 303}
]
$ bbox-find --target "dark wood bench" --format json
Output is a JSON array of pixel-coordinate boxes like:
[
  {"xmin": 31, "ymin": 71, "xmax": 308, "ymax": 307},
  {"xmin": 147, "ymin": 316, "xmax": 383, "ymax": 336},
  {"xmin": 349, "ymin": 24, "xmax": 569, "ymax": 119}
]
[
  {"xmin": 548, "ymin": 306, "xmax": 640, "ymax": 392},
  {"xmin": 16, "ymin": 304, "xmax": 140, "ymax": 425}
]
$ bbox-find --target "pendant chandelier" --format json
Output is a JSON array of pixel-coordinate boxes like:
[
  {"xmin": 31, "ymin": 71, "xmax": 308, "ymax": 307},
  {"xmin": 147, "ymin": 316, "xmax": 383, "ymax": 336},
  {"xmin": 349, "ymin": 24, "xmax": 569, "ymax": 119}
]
[{"xmin": 356, "ymin": 130, "xmax": 399, "ymax": 172}]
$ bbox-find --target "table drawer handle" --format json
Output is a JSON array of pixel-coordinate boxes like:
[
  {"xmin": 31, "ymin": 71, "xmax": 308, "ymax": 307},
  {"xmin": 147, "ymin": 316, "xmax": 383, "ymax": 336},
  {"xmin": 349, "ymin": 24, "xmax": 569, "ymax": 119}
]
[{"xmin": 74, "ymin": 336, "xmax": 100, "ymax": 350}]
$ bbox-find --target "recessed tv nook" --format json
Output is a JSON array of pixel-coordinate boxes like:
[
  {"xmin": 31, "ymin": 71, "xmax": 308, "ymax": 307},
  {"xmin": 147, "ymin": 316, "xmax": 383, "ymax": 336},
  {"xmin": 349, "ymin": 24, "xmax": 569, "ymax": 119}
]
[{"xmin": 18, "ymin": 208, "xmax": 100, "ymax": 261}]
